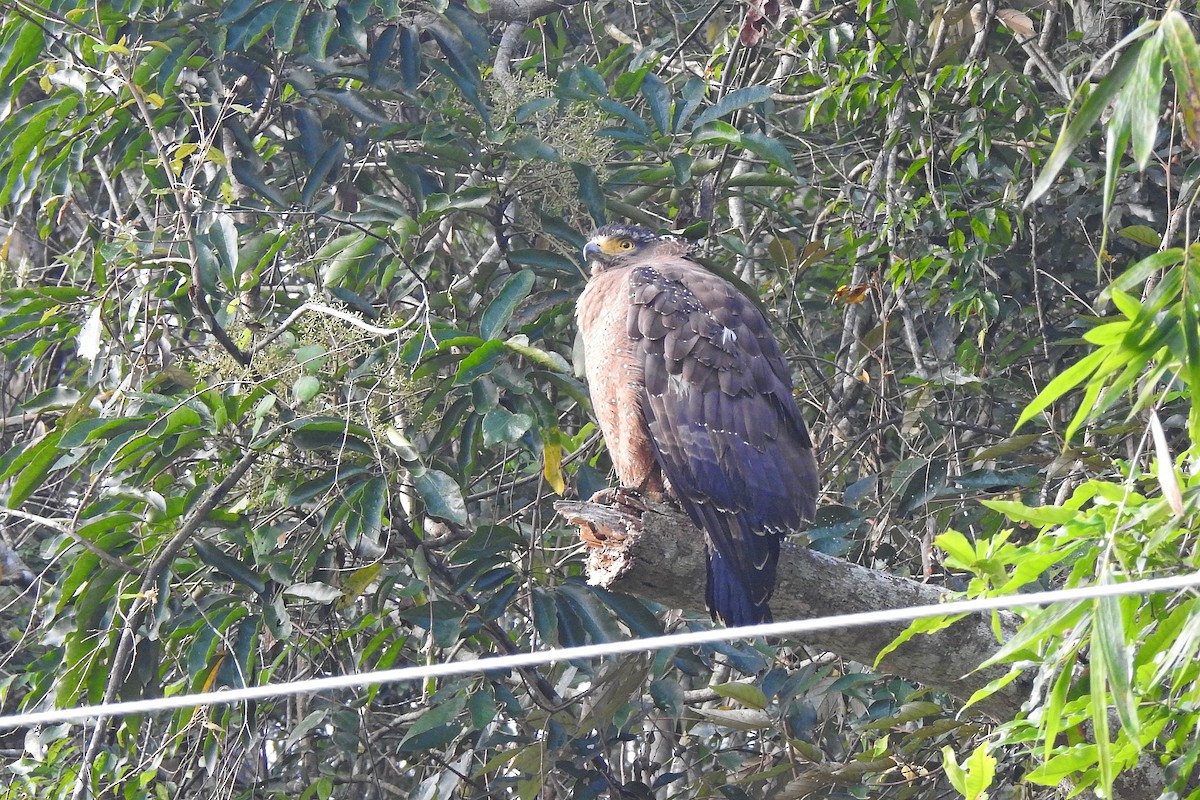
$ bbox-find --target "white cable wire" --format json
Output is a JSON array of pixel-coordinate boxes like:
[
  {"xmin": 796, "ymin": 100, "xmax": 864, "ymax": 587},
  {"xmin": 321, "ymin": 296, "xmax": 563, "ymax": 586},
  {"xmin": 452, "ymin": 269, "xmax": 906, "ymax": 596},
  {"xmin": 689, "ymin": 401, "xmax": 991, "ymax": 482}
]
[{"xmin": 2, "ymin": 571, "xmax": 1197, "ymax": 730}]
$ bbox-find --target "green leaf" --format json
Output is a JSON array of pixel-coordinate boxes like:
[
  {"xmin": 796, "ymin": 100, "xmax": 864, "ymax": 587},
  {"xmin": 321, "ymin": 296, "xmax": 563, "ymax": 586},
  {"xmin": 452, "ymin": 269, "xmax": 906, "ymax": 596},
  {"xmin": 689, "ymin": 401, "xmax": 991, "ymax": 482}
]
[
  {"xmin": 531, "ymin": 586, "xmax": 559, "ymax": 644},
  {"xmin": 1124, "ymin": 31, "xmax": 1165, "ymax": 168},
  {"xmin": 672, "ymin": 77, "xmax": 706, "ymax": 131},
  {"xmin": 507, "ymin": 248, "xmax": 582, "ymax": 276},
  {"xmin": 612, "ymin": 66, "xmax": 650, "ymax": 98},
  {"xmin": 207, "ymin": 214, "xmax": 239, "ymax": 283},
  {"xmin": 1026, "ymin": 40, "xmax": 1143, "ymax": 207},
  {"xmin": 876, "ymin": 613, "xmax": 967, "ymax": 667},
  {"xmin": 419, "ymin": 187, "xmax": 493, "ymax": 224},
  {"xmin": 1091, "ymin": 632, "xmax": 1114, "ymax": 797},
  {"xmin": 290, "ymin": 419, "xmax": 373, "ymax": 453},
  {"xmin": 577, "ymin": 657, "xmax": 652, "ymax": 732},
  {"xmin": 943, "ymin": 744, "xmax": 998, "ymax": 800},
  {"xmin": 468, "ymin": 685, "xmax": 497, "ymax": 727},
  {"xmin": 894, "ymin": 0, "xmax": 921, "ymax": 23},
  {"xmin": 361, "ymin": 476, "xmax": 387, "ymax": 544},
  {"xmin": 1116, "ymin": 224, "xmax": 1162, "ymax": 248},
  {"xmin": 691, "ymin": 85, "xmax": 774, "ymax": 128},
  {"xmin": 398, "ymin": 692, "xmax": 467, "ymax": 751},
  {"xmin": 640, "ymin": 71, "xmax": 671, "ymax": 135},
  {"xmin": 1042, "ymin": 650, "xmax": 1079, "ymax": 762},
  {"xmin": 1015, "ymin": 347, "xmax": 1109, "ymax": 430},
  {"xmin": 503, "ymin": 335, "xmax": 570, "ymax": 372},
  {"xmin": 980, "ymin": 601, "xmax": 1088, "ymax": 669},
  {"xmin": 980, "ymin": 499, "xmax": 1078, "ymax": 526},
  {"xmin": 301, "ymin": 137, "xmax": 346, "ymax": 207},
  {"xmin": 322, "ymin": 231, "xmax": 378, "ymax": 288},
  {"xmin": 1094, "ymin": 594, "xmax": 1139, "ymax": 740},
  {"xmin": 571, "ymin": 163, "xmax": 607, "ymax": 226},
  {"xmin": 273, "ymin": 0, "xmax": 304, "ymax": 51},
  {"xmin": 481, "ymin": 408, "xmax": 533, "ymax": 445},
  {"xmin": 587, "ymin": 586, "xmax": 663, "ymax": 638},
  {"xmin": 556, "ymin": 581, "xmax": 624, "ymax": 643},
  {"xmin": 455, "ymin": 340, "xmax": 507, "ymax": 384},
  {"xmin": 480, "ymin": 270, "xmax": 535, "ymax": 341},
  {"xmin": 711, "ymin": 681, "xmax": 768, "ymax": 710},
  {"xmin": 6, "ymin": 432, "xmax": 62, "ymax": 508},
  {"xmin": 510, "ymin": 135, "xmax": 558, "ymax": 161},
  {"xmin": 649, "ymin": 678, "xmax": 685, "ymax": 718},
  {"xmin": 292, "ymin": 375, "xmax": 321, "ymax": 403},
  {"xmin": 1025, "ymin": 744, "xmax": 1099, "ymax": 785},
  {"xmin": 935, "ymin": 530, "xmax": 978, "ymax": 566},
  {"xmin": 1163, "ymin": 10, "xmax": 1200, "ymax": 147},
  {"xmin": 1099, "ymin": 248, "xmax": 1185, "ymax": 304},
  {"xmin": 740, "ymin": 132, "xmax": 799, "ymax": 175},
  {"xmin": 76, "ymin": 511, "xmax": 143, "ymax": 542},
  {"xmin": 193, "ymin": 539, "xmax": 268, "ymax": 594},
  {"xmin": 413, "ymin": 469, "xmax": 467, "ymax": 524}
]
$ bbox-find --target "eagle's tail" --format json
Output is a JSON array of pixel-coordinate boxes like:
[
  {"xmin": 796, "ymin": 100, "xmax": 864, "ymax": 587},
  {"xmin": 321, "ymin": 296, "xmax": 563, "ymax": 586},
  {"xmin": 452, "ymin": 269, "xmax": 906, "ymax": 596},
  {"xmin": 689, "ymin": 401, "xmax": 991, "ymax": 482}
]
[
  {"xmin": 706, "ymin": 548, "xmax": 774, "ymax": 626},
  {"xmin": 692, "ymin": 504, "xmax": 780, "ymax": 627}
]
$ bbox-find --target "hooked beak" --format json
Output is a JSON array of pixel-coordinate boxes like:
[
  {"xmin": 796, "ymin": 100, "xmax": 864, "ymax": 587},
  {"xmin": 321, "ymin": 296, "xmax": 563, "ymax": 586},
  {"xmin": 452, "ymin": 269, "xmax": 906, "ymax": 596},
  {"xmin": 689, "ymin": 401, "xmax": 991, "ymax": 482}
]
[{"xmin": 582, "ymin": 240, "xmax": 601, "ymax": 262}]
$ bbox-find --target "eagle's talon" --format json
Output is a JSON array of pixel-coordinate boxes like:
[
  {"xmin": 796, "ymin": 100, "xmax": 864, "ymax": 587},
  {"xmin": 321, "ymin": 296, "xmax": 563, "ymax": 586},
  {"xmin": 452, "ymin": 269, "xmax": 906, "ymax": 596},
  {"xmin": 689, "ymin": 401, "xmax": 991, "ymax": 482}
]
[{"xmin": 588, "ymin": 487, "xmax": 653, "ymax": 514}]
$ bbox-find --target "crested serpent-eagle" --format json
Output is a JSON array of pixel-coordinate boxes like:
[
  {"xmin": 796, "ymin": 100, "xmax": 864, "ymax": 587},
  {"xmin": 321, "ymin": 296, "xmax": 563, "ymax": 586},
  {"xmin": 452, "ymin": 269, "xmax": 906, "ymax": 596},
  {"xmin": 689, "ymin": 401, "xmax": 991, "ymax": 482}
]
[{"xmin": 576, "ymin": 223, "xmax": 819, "ymax": 627}]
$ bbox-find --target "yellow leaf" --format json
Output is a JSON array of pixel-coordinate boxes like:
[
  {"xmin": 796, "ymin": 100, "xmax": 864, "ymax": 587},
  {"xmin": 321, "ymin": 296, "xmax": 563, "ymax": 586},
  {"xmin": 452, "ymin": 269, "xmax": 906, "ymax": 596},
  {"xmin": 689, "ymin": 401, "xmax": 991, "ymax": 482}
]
[
  {"xmin": 543, "ymin": 440, "xmax": 566, "ymax": 495},
  {"xmin": 338, "ymin": 562, "xmax": 383, "ymax": 609}
]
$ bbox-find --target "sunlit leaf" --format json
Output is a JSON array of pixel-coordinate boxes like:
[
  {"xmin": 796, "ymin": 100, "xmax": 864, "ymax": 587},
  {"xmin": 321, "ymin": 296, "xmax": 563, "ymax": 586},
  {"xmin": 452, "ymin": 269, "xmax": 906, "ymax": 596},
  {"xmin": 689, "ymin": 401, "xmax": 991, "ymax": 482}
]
[
  {"xmin": 284, "ymin": 581, "xmax": 343, "ymax": 603},
  {"xmin": 1163, "ymin": 10, "xmax": 1200, "ymax": 146},
  {"xmin": 1026, "ymin": 40, "xmax": 1143, "ymax": 206},
  {"xmin": 413, "ymin": 469, "xmax": 467, "ymax": 524}
]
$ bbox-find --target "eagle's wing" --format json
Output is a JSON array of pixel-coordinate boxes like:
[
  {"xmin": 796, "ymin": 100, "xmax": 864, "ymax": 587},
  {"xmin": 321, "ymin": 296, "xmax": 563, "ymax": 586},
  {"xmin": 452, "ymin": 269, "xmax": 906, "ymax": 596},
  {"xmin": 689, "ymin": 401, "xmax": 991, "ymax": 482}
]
[{"xmin": 627, "ymin": 258, "xmax": 818, "ymax": 625}]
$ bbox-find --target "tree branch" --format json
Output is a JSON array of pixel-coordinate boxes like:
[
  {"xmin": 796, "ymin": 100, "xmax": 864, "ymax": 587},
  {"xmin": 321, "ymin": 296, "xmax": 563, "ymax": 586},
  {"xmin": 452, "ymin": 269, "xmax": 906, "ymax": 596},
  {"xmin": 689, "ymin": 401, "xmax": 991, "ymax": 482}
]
[
  {"xmin": 558, "ymin": 499, "xmax": 1174, "ymax": 800},
  {"xmin": 557, "ymin": 498, "xmax": 1029, "ymax": 721}
]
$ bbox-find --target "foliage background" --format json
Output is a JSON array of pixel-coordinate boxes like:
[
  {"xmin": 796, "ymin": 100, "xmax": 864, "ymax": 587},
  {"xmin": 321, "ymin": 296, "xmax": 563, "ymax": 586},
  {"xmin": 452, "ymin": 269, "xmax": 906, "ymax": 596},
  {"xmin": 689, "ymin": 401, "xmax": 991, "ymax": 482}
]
[{"xmin": 0, "ymin": 0, "xmax": 1196, "ymax": 798}]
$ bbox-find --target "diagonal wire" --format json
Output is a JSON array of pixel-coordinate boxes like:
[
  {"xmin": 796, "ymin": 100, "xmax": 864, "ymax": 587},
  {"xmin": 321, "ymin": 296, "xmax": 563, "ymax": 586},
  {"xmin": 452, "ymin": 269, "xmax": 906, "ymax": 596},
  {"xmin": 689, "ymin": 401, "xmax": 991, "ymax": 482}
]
[{"xmin": 2, "ymin": 571, "xmax": 1198, "ymax": 730}]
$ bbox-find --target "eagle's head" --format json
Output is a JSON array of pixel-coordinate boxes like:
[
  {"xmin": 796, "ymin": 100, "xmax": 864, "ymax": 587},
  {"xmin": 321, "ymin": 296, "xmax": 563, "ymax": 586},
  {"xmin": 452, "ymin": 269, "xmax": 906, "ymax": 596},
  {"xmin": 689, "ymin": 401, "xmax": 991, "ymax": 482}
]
[{"xmin": 582, "ymin": 224, "xmax": 688, "ymax": 272}]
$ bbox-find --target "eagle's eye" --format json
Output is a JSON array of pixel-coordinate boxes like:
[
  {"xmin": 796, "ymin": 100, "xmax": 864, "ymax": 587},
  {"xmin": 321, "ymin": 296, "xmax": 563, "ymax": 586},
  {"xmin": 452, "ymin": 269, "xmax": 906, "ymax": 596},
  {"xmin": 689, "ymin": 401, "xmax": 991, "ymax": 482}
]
[{"xmin": 617, "ymin": 239, "xmax": 635, "ymax": 251}]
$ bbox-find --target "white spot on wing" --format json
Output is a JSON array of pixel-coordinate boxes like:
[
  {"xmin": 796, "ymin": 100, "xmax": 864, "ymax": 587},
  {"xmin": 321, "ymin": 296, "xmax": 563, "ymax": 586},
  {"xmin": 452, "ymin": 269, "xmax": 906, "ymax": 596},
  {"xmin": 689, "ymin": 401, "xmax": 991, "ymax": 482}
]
[{"xmin": 719, "ymin": 326, "xmax": 737, "ymax": 347}]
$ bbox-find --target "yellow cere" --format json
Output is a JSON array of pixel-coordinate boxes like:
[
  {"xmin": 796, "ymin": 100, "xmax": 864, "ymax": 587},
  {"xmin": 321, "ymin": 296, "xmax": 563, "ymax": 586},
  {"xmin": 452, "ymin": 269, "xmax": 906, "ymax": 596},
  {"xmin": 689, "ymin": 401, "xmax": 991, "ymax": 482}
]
[{"xmin": 594, "ymin": 237, "xmax": 636, "ymax": 254}]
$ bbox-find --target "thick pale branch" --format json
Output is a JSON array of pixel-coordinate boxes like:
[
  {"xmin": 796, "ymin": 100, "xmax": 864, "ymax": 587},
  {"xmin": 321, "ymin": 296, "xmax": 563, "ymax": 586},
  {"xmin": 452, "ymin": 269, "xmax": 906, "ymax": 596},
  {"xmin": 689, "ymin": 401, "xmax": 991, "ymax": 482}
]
[
  {"xmin": 556, "ymin": 501, "xmax": 1175, "ymax": 800},
  {"xmin": 557, "ymin": 498, "xmax": 1030, "ymax": 721}
]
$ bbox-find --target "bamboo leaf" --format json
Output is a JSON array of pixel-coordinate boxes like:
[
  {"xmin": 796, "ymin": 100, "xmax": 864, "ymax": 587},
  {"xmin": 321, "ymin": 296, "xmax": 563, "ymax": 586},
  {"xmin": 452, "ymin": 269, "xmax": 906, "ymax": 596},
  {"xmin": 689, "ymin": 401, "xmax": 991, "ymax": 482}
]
[
  {"xmin": 1126, "ymin": 31, "xmax": 1165, "ymax": 168},
  {"xmin": 1015, "ymin": 348, "xmax": 1109, "ymax": 430},
  {"xmin": 1026, "ymin": 41, "xmax": 1142, "ymax": 207},
  {"xmin": 1163, "ymin": 10, "xmax": 1200, "ymax": 146},
  {"xmin": 1094, "ymin": 594, "xmax": 1140, "ymax": 740}
]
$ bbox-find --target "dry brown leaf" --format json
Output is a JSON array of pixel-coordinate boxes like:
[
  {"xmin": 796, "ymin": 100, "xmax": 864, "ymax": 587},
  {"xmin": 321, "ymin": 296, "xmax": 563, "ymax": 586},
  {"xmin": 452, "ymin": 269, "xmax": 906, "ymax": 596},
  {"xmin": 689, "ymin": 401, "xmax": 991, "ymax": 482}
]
[{"xmin": 996, "ymin": 8, "xmax": 1036, "ymax": 38}]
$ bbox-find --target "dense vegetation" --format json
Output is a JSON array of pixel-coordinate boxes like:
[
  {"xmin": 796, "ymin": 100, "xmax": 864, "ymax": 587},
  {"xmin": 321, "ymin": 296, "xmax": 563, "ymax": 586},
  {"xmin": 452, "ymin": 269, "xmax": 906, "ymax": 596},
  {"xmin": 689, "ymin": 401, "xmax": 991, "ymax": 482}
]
[{"xmin": 1, "ymin": 0, "xmax": 1199, "ymax": 798}]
